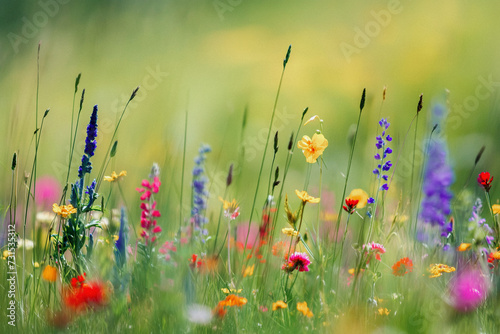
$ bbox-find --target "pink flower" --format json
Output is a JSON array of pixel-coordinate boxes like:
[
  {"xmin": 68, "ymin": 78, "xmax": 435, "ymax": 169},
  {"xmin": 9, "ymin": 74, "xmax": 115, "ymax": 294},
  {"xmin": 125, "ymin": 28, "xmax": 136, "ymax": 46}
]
[
  {"xmin": 235, "ymin": 223, "xmax": 259, "ymax": 250},
  {"xmin": 159, "ymin": 241, "xmax": 177, "ymax": 262},
  {"xmin": 449, "ymin": 267, "xmax": 490, "ymax": 312},
  {"xmin": 363, "ymin": 242, "xmax": 386, "ymax": 261},
  {"xmin": 35, "ymin": 176, "xmax": 62, "ymax": 210},
  {"xmin": 282, "ymin": 252, "xmax": 311, "ymax": 272},
  {"xmin": 138, "ymin": 171, "xmax": 162, "ymax": 246}
]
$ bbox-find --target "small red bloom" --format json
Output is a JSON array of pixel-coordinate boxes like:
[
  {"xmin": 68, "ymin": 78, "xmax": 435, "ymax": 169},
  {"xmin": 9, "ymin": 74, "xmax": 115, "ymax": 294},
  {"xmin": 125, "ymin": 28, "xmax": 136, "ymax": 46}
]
[
  {"xmin": 343, "ymin": 198, "xmax": 359, "ymax": 214},
  {"xmin": 392, "ymin": 257, "xmax": 413, "ymax": 277},
  {"xmin": 189, "ymin": 254, "xmax": 204, "ymax": 269},
  {"xmin": 478, "ymin": 172, "xmax": 493, "ymax": 192}
]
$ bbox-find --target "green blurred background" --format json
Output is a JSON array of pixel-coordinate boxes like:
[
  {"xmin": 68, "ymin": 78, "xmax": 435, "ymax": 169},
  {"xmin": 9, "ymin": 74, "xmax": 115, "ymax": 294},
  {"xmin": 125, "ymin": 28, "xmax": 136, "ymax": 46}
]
[{"xmin": 1, "ymin": 0, "xmax": 500, "ymax": 218}]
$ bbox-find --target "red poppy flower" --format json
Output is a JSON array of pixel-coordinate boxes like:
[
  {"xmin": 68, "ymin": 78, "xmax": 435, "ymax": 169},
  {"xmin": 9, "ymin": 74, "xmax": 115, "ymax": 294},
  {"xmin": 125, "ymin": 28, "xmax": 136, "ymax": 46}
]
[{"xmin": 478, "ymin": 172, "xmax": 493, "ymax": 192}]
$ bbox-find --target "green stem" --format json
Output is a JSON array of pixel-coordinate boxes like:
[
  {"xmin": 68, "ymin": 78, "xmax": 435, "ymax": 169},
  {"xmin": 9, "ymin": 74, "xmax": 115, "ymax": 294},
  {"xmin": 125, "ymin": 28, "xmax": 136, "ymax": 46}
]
[
  {"xmin": 334, "ymin": 109, "xmax": 363, "ymax": 259},
  {"xmin": 242, "ymin": 62, "xmax": 288, "ymax": 254},
  {"xmin": 180, "ymin": 109, "xmax": 188, "ymax": 231},
  {"xmin": 96, "ymin": 87, "xmax": 138, "ymax": 191}
]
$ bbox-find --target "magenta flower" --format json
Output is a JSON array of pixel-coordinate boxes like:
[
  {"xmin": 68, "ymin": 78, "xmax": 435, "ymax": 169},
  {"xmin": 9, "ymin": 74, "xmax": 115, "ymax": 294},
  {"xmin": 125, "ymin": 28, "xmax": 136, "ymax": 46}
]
[
  {"xmin": 137, "ymin": 167, "xmax": 162, "ymax": 245},
  {"xmin": 449, "ymin": 267, "xmax": 490, "ymax": 312},
  {"xmin": 282, "ymin": 252, "xmax": 311, "ymax": 272}
]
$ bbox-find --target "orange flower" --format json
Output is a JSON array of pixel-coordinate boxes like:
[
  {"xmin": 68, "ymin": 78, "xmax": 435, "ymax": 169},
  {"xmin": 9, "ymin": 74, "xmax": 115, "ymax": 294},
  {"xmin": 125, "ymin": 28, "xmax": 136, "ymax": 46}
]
[
  {"xmin": 297, "ymin": 133, "xmax": 328, "ymax": 163},
  {"xmin": 213, "ymin": 294, "xmax": 247, "ymax": 318},
  {"xmin": 42, "ymin": 265, "xmax": 58, "ymax": 282},
  {"xmin": 391, "ymin": 257, "xmax": 413, "ymax": 277},
  {"xmin": 295, "ymin": 190, "xmax": 320, "ymax": 204},
  {"xmin": 457, "ymin": 243, "xmax": 471, "ymax": 252},
  {"xmin": 489, "ymin": 251, "xmax": 500, "ymax": 261},
  {"xmin": 272, "ymin": 241, "xmax": 294, "ymax": 259},
  {"xmin": 219, "ymin": 294, "xmax": 247, "ymax": 307},
  {"xmin": 272, "ymin": 300, "xmax": 287, "ymax": 311},
  {"xmin": 492, "ymin": 204, "xmax": 500, "ymax": 215},
  {"xmin": 296, "ymin": 301, "xmax": 313, "ymax": 318},
  {"xmin": 52, "ymin": 203, "xmax": 77, "ymax": 218}
]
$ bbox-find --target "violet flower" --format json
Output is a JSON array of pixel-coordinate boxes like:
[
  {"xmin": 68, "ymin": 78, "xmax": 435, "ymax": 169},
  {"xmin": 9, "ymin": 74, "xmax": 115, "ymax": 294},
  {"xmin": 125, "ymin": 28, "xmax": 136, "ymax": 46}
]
[
  {"xmin": 368, "ymin": 118, "xmax": 393, "ymax": 204},
  {"xmin": 191, "ymin": 144, "xmax": 211, "ymax": 242},
  {"xmin": 419, "ymin": 139, "xmax": 454, "ymax": 237}
]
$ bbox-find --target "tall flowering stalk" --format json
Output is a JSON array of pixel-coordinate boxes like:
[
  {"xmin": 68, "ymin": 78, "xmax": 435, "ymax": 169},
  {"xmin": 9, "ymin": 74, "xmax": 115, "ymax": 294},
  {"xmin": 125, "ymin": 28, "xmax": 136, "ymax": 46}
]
[
  {"xmin": 136, "ymin": 165, "xmax": 162, "ymax": 247},
  {"xmin": 366, "ymin": 118, "xmax": 393, "ymax": 241},
  {"xmin": 419, "ymin": 140, "xmax": 454, "ymax": 239},
  {"xmin": 191, "ymin": 144, "xmax": 211, "ymax": 244},
  {"xmin": 50, "ymin": 105, "xmax": 102, "ymax": 278},
  {"xmin": 299, "ymin": 115, "xmax": 328, "ymax": 255},
  {"xmin": 467, "ymin": 198, "xmax": 494, "ymax": 248},
  {"xmin": 477, "ymin": 172, "xmax": 498, "ymax": 241},
  {"xmin": 77, "ymin": 105, "xmax": 98, "ymax": 185},
  {"xmin": 220, "ymin": 198, "xmax": 240, "ymax": 282}
]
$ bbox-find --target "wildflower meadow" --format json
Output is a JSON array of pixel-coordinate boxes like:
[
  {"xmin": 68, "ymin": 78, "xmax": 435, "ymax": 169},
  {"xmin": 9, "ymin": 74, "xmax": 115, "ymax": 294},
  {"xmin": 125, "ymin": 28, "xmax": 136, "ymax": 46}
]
[{"xmin": 2, "ymin": 2, "xmax": 500, "ymax": 333}]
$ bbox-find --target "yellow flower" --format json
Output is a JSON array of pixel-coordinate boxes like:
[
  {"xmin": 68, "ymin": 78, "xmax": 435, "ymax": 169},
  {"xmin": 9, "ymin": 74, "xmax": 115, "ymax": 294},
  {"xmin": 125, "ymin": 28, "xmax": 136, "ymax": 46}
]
[
  {"xmin": 52, "ymin": 203, "xmax": 77, "ymax": 218},
  {"xmin": 219, "ymin": 197, "xmax": 240, "ymax": 220},
  {"xmin": 493, "ymin": 204, "xmax": 500, "ymax": 215},
  {"xmin": 104, "ymin": 170, "xmax": 127, "ymax": 182},
  {"xmin": 243, "ymin": 264, "xmax": 255, "ymax": 277},
  {"xmin": 272, "ymin": 300, "xmax": 287, "ymax": 311},
  {"xmin": 377, "ymin": 308, "xmax": 390, "ymax": 316},
  {"xmin": 429, "ymin": 263, "xmax": 456, "ymax": 278},
  {"xmin": 34, "ymin": 262, "xmax": 40, "ymax": 268},
  {"xmin": 297, "ymin": 301, "xmax": 313, "ymax": 318},
  {"xmin": 2, "ymin": 250, "xmax": 12, "ymax": 260},
  {"xmin": 282, "ymin": 228, "xmax": 299, "ymax": 237},
  {"xmin": 295, "ymin": 190, "xmax": 320, "ymax": 204},
  {"xmin": 297, "ymin": 133, "xmax": 328, "ymax": 163},
  {"xmin": 221, "ymin": 288, "xmax": 242, "ymax": 294},
  {"xmin": 457, "ymin": 243, "xmax": 471, "ymax": 252},
  {"xmin": 346, "ymin": 189, "xmax": 369, "ymax": 209},
  {"xmin": 42, "ymin": 265, "xmax": 58, "ymax": 282}
]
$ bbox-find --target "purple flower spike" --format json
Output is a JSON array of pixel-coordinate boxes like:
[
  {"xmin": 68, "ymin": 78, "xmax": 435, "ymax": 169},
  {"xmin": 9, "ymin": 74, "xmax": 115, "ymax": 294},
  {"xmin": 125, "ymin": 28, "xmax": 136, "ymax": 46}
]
[{"xmin": 370, "ymin": 118, "xmax": 393, "ymax": 193}]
